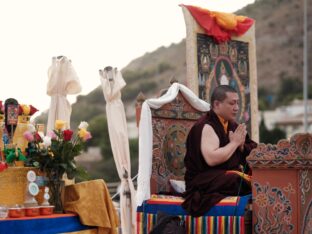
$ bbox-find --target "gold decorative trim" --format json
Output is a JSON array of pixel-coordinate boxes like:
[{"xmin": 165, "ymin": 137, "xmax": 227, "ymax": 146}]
[{"xmin": 299, "ymin": 169, "xmax": 311, "ymax": 205}]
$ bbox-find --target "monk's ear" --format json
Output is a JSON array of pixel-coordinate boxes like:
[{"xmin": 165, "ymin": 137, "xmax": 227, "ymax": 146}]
[{"xmin": 213, "ymin": 100, "xmax": 221, "ymax": 109}]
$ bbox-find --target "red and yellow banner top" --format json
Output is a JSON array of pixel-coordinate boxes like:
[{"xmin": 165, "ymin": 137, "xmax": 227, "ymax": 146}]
[{"xmin": 182, "ymin": 5, "xmax": 254, "ymax": 43}]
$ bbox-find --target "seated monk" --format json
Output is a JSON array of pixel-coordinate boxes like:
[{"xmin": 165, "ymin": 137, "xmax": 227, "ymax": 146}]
[{"xmin": 182, "ymin": 85, "xmax": 257, "ymax": 217}]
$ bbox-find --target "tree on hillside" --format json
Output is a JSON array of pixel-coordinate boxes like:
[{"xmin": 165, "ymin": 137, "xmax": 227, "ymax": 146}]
[
  {"xmin": 129, "ymin": 138, "xmax": 139, "ymax": 178},
  {"xmin": 258, "ymin": 78, "xmax": 312, "ymax": 110},
  {"xmin": 85, "ymin": 114, "xmax": 139, "ymax": 182},
  {"xmin": 277, "ymin": 78, "xmax": 303, "ymax": 106},
  {"xmin": 258, "ymin": 87, "xmax": 275, "ymax": 110},
  {"xmin": 87, "ymin": 114, "xmax": 112, "ymax": 158},
  {"xmin": 259, "ymin": 116, "xmax": 286, "ymax": 144}
]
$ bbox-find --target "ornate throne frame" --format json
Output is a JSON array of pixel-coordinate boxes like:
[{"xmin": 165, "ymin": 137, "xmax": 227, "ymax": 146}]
[{"xmin": 136, "ymin": 85, "xmax": 252, "ymax": 234}]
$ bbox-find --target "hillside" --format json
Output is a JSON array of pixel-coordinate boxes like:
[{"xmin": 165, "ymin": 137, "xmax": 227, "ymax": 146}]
[
  {"xmin": 120, "ymin": 41, "xmax": 186, "ymax": 118},
  {"xmin": 238, "ymin": 0, "xmax": 312, "ymax": 90},
  {"xmin": 34, "ymin": 0, "xmax": 311, "ymax": 182},
  {"xmin": 120, "ymin": 0, "xmax": 312, "ymax": 101},
  {"xmin": 37, "ymin": 0, "xmax": 312, "ymax": 125},
  {"xmin": 118, "ymin": 0, "xmax": 312, "ymax": 112}
]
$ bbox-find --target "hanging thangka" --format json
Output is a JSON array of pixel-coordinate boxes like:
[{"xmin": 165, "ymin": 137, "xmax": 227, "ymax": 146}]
[
  {"xmin": 197, "ymin": 35, "xmax": 250, "ymax": 125},
  {"xmin": 181, "ymin": 5, "xmax": 259, "ymax": 141}
]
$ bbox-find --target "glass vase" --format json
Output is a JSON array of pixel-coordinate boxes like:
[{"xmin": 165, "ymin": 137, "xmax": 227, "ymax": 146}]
[{"xmin": 48, "ymin": 178, "xmax": 64, "ymax": 213}]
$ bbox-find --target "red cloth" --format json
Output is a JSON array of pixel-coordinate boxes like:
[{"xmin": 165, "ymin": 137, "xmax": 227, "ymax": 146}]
[{"xmin": 182, "ymin": 4, "xmax": 254, "ymax": 42}]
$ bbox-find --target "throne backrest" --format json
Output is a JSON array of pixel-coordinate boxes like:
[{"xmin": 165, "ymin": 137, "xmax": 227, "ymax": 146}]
[{"xmin": 148, "ymin": 91, "xmax": 206, "ymax": 194}]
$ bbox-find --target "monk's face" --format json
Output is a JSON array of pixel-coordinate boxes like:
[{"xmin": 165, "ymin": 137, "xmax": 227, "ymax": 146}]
[{"xmin": 214, "ymin": 92, "xmax": 239, "ymax": 121}]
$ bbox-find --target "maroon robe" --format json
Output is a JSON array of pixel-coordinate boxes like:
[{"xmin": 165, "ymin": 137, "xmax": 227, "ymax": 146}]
[{"xmin": 182, "ymin": 110, "xmax": 257, "ymax": 217}]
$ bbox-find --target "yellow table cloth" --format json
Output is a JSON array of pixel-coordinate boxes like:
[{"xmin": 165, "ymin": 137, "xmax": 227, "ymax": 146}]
[{"xmin": 64, "ymin": 179, "xmax": 119, "ymax": 234}]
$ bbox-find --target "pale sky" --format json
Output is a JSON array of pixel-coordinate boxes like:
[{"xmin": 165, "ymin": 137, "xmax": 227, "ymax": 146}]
[{"xmin": 0, "ymin": 0, "xmax": 255, "ymax": 118}]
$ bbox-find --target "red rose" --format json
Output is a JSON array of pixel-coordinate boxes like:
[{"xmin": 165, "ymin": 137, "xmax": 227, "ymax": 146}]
[
  {"xmin": 63, "ymin": 129, "xmax": 73, "ymax": 141},
  {"xmin": 0, "ymin": 101, "xmax": 4, "ymax": 114},
  {"xmin": 35, "ymin": 132, "xmax": 42, "ymax": 142},
  {"xmin": 0, "ymin": 162, "xmax": 8, "ymax": 172}
]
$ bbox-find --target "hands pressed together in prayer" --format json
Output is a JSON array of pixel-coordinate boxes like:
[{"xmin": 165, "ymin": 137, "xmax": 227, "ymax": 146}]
[{"xmin": 229, "ymin": 123, "xmax": 247, "ymax": 151}]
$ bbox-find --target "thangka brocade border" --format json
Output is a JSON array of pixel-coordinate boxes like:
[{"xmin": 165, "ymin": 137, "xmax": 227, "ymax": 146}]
[{"xmin": 181, "ymin": 5, "xmax": 259, "ymax": 142}]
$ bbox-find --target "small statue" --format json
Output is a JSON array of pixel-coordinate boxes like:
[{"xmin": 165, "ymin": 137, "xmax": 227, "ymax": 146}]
[{"xmin": 41, "ymin": 187, "xmax": 50, "ymax": 206}]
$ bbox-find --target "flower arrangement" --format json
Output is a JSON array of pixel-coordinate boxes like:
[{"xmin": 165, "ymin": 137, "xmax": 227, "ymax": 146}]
[{"xmin": 23, "ymin": 120, "xmax": 92, "ymax": 180}]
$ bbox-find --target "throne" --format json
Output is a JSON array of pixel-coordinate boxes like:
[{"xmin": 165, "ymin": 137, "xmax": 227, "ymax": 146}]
[{"xmin": 136, "ymin": 83, "xmax": 252, "ymax": 234}]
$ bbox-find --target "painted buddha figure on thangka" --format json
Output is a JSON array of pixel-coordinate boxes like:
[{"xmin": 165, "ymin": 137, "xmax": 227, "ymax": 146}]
[{"xmin": 218, "ymin": 61, "xmax": 230, "ymax": 86}]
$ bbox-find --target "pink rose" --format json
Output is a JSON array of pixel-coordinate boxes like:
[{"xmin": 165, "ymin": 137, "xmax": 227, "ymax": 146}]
[
  {"xmin": 47, "ymin": 131, "xmax": 57, "ymax": 140},
  {"xmin": 23, "ymin": 131, "xmax": 34, "ymax": 142},
  {"xmin": 83, "ymin": 131, "xmax": 92, "ymax": 141}
]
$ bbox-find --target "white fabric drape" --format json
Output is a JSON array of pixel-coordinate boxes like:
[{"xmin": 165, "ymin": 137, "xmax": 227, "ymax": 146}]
[
  {"xmin": 46, "ymin": 56, "xmax": 81, "ymax": 133},
  {"xmin": 136, "ymin": 83, "xmax": 210, "ymax": 206},
  {"xmin": 100, "ymin": 68, "xmax": 136, "ymax": 234}
]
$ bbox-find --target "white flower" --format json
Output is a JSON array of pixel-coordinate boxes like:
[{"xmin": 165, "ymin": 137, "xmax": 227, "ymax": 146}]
[
  {"xmin": 38, "ymin": 131, "xmax": 45, "ymax": 139},
  {"xmin": 27, "ymin": 124, "xmax": 36, "ymax": 133},
  {"xmin": 42, "ymin": 136, "xmax": 52, "ymax": 148},
  {"xmin": 78, "ymin": 121, "xmax": 89, "ymax": 130}
]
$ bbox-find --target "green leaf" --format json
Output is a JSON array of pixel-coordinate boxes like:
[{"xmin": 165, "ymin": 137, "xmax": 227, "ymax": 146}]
[{"xmin": 75, "ymin": 166, "xmax": 91, "ymax": 181}]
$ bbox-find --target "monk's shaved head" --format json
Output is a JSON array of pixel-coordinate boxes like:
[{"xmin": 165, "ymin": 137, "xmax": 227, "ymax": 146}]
[{"xmin": 210, "ymin": 85, "xmax": 237, "ymax": 109}]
